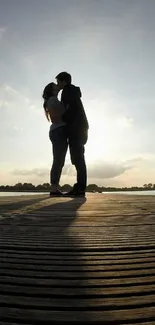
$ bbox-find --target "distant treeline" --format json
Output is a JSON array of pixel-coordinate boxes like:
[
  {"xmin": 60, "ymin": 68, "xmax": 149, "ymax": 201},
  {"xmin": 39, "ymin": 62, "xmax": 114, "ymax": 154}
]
[{"xmin": 0, "ymin": 183, "xmax": 155, "ymax": 192}]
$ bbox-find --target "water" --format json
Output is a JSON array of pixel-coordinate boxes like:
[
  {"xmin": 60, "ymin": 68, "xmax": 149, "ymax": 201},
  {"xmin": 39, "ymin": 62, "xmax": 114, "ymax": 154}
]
[
  {"xmin": 0, "ymin": 192, "xmax": 46, "ymax": 197},
  {"xmin": 0, "ymin": 191, "xmax": 155, "ymax": 197},
  {"xmin": 102, "ymin": 190, "xmax": 155, "ymax": 195}
]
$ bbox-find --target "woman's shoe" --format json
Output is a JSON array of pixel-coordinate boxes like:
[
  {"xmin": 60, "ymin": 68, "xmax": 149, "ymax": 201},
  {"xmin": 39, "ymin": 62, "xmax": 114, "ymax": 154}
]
[{"xmin": 49, "ymin": 190, "xmax": 63, "ymax": 197}]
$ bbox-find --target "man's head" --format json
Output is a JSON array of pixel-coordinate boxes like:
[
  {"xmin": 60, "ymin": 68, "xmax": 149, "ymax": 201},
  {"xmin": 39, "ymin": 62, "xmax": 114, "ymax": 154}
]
[{"xmin": 56, "ymin": 72, "xmax": 72, "ymax": 90}]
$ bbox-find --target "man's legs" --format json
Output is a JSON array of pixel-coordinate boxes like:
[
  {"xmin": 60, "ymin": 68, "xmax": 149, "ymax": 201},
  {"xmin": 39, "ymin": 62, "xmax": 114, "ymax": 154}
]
[{"xmin": 69, "ymin": 137, "xmax": 87, "ymax": 193}]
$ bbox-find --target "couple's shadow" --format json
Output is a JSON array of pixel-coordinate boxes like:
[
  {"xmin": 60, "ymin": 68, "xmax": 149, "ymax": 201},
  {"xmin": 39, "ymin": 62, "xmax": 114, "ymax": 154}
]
[
  {"xmin": 43, "ymin": 196, "xmax": 87, "ymax": 227},
  {"xmin": 35, "ymin": 196, "xmax": 87, "ymax": 246},
  {"xmin": 33, "ymin": 196, "xmax": 90, "ymax": 314}
]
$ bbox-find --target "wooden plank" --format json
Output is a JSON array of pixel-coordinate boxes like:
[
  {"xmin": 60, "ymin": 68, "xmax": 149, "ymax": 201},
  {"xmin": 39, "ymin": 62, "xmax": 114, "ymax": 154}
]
[
  {"xmin": 1, "ymin": 233, "xmax": 155, "ymax": 239},
  {"xmin": 1, "ymin": 306, "xmax": 155, "ymax": 322},
  {"xmin": 0, "ymin": 323, "xmax": 31, "ymax": 325},
  {"xmin": 1, "ymin": 261, "xmax": 155, "ymax": 272},
  {"xmin": 0, "ymin": 255, "xmax": 155, "ymax": 265},
  {"xmin": 1, "ymin": 234, "xmax": 154, "ymax": 240},
  {"xmin": 1, "ymin": 219, "xmax": 155, "ymax": 226},
  {"xmin": 0, "ymin": 242, "xmax": 155, "ymax": 249},
  {"xmin": 1, "ymin": 293, "xmax": 155, "ymax": 308},
  {"xmin": 0, "ymin": 268, "xmax": 155, "ymax": 278},
  {"xmin": 0, "ymin": 248, "xmax": 155, "ymax": 256},
  {"xmin": 1, "ymin": 242, "xmax": 155, "ymax": 249},
  {"xmin": 3, "ymin": 213, "xmax": 154, "ymax": 219},
  {"xmin": 1, "ymin": 323, "xmax": 152, "ymax": 325},
  {"xmin": 122, "ymin": 323, "xmax": 155, "ymax": 325},
  {"xmin": 1, "ymin": 230, "xmax": 154, "ymax": 237},
  {"xmin": 1, "ymin": 283, "xmax": 155, "ymax": 296},
  {"xmin": 1, "ymin": 275, "xmax": 155, "ymax": 287},
  {"xmin": 0, "ymin": 255, "xmax": 155, "ymax": 268}
]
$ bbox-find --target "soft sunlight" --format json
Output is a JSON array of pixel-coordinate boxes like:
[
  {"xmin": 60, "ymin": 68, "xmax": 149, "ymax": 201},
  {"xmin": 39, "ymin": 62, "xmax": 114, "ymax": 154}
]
[
  {"xmin": 86, "ymin": 123, "xmax": 111, "ymax": 161},
  {"xmin": 1, "ymin": 0, "xmax": 155, "ymax": 187},
  {"xmin": 84, "ymin": 109, "xmax": 132, "ymax": 162}
]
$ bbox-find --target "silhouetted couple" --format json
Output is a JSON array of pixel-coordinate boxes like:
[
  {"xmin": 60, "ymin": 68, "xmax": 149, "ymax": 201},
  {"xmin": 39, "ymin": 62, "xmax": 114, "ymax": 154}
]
[{"xmin": 42, "ymin": 72, "xmax": 89, "ymax": 197}]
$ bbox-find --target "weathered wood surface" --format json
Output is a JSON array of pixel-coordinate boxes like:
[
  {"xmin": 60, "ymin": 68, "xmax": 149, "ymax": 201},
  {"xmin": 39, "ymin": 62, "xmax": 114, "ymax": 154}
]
[{"xmin": 0, "ymin": 193, "xmax": 155, "ymax": 324}]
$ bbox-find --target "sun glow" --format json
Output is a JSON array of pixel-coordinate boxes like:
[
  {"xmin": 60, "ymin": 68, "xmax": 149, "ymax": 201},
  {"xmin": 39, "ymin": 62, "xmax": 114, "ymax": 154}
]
[{"xmin": 85, "ymin": 116, "xmax": 118, "ymax": 162}]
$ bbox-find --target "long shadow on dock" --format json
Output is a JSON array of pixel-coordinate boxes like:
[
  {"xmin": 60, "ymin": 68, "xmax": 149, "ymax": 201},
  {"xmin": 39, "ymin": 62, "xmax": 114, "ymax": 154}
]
[
  {"xmin": 0, "ymin": 194, "xmax": 48, "ymax": 214},
  {"xmin": 1, "ymin": 195, "xmax": 155, "ymax": 323},
  {"xmin": 0, "ymin": 197, "xmax": 96, "ymax": 324}
]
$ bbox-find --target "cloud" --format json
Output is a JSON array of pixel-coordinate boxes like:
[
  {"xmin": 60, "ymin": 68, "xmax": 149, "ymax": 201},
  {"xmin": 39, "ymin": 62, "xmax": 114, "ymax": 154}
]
[
  {"xmin": 0, "ymin": 84, "xmax": 30, "ymax": 109},
  {"xmin": 86, "ymin": 158, "xmax": 142, "ymax": 179},
  {"xmin": 0, "ymin": 27, "xmax": 6, "ymax": 41},
  {"xmin": 0, "ymin": 84, "xmax": 40, "ymax": 112},
  {"xmin": 12, "ymin": 168, "xmax": 49, "ymax": 178},
  {"xmin": 0, "ymin": 84, "xmax": 42, "ymax": 134},
  {"xmin": 88, "ymin": 162, "xmax": 129, "ymax": 179},
  {"xmin": 13, "ymin": 125, "xmax": 24, "ymax": 132},
  {"xmin": 3, "ymin": 154, "xmax": 154, "ymax": 187},
  {"xmin": 116, "ymin": 117, "xmax": 133, "ymax": 128},
  {"xmin": 62, "ymin": 161, "xmax": 131, "ymax": 179},
  {"xmin": 11, "ymin": 158, "xmax": 142, "ymax": 182}
]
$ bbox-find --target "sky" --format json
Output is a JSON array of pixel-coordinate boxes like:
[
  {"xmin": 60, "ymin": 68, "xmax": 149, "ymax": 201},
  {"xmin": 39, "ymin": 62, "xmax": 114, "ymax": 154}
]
[{"xmin": 0, "ymin": 0, "xmax": 155, "ymax": 187}]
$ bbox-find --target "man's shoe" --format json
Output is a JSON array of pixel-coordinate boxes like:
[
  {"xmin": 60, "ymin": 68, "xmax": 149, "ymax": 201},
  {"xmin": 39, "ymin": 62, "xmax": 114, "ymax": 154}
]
[
  {"xmin": 49, "ymin": 190, "xmax": 63, "ymax": 197},
  {"xmin": 63, "ymin": 189, "xmax": 85, "ymax": 197}
]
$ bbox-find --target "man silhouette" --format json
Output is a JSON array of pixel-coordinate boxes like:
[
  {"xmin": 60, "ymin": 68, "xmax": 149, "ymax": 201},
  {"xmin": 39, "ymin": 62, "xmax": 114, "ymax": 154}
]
[{"xmin": 56, "ymin": 72, "xmax": 89, "ymax": 197}]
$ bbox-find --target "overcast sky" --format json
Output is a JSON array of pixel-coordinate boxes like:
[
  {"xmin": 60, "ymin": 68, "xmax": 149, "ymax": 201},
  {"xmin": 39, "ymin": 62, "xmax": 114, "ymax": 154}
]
[{"xmin": 0, "ymin": 0, "xmax": 155, "ymax": 187}]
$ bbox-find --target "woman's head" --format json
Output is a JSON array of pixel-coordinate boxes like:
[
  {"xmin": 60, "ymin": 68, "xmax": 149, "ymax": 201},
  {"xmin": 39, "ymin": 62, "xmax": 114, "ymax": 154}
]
[
  {"xmin": 42, "ymin": 82, "xmax": 58, "ymax": 122},
  {"xmin": 42, "ymin": 82, "xmax": 58, "ymax": 100}
]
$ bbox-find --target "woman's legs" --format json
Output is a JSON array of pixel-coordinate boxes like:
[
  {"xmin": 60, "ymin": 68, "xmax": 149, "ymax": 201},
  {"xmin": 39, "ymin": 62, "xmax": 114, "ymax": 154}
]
[{"xmin": 49, "ymin": 126, "xmax": 68, "ymax": 193}]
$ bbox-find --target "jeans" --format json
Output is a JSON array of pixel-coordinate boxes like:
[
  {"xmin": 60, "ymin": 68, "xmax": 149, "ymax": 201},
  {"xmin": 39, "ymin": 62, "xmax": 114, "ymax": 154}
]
[
  {"xmin": 69, "ymin": 133, "xmax": 87, "ymax": 192},
  {"xmin": 49, "ymin": 126, "xmax": 68, "ymax": 185}
]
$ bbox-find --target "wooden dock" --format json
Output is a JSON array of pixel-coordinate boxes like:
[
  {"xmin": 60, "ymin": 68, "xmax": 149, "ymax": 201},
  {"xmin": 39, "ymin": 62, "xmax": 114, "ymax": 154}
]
[{"xmin": 0, "ymin": 193, "xmax": 155, "ymax": 324}]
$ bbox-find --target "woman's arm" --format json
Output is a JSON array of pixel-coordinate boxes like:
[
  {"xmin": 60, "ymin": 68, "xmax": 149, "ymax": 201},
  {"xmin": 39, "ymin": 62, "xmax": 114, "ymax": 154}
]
[{"xmin": 43, "ymin": 99, "xmax": 50, "ymax": 121}]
